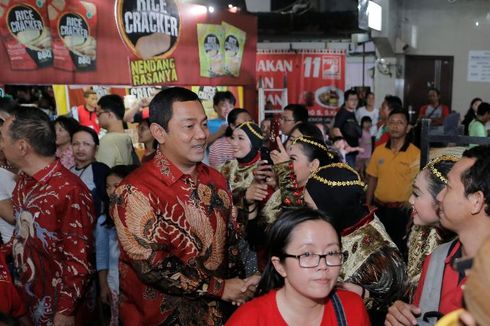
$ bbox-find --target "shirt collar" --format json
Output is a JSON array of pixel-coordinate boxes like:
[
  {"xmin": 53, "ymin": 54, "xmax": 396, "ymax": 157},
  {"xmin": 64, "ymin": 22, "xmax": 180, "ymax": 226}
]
[
  {"xmin": 385, "ymin": 138, "xmax": 410, "ymax": 152},
  {"xmin": 152, "ymin": 149, "xmax": 208, "ymax": 186},
  {"xmin": 23, "ymin": 159, "xmax": 61, "ymax": 183}
]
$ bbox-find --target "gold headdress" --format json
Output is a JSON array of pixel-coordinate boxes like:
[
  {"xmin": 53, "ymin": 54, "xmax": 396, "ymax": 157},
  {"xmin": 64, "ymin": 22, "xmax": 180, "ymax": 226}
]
[
  {"xmin": 236, "ymin": 121, "xmax": 264, "ymax": 140},
  {"xmin": 310, "ymin": 163, "xmax": 366, "ymax": 188},
  {"xmin": 291, "ymin": 136, "xmax": 335, "ymax": 159},
  {"xmin": 423, "ymin": 155, "xmax": 459, "ymax": 184}
]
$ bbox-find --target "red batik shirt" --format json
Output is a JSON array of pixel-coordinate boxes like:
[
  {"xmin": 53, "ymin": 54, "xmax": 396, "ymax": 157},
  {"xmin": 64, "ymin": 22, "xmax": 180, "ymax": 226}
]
[
  {"xmin": 0, "ymin": 248, "xmax": 27, "ymax": 318},
  {"xmin": 8, "ymin": 160, "xmax": 95, "ymax": 325},
  {"xmin": 112, "ymin": 150, "xmax": 237, "ymax": 326}
]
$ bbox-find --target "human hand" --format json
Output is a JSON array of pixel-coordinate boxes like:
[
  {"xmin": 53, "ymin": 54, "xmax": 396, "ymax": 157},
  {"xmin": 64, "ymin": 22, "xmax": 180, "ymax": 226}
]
[
  {"xmin": 385, "ymin": 300, "xmax": 421, "ymax": 326},
  {"xmin": 53, "ymin": 313, "xmax": 75, "ymax": 326},
  {"xmin": 245, "ymin": 183, "xmax": 268, "ymax": 203},
  {"xmin": 222, "ymin": 278, "xmax": 255, "ymax": 306},
  {"xmin": 270, "ymin": 137, "xmax": 290, "ymax": 164},
  {"xmin": 100, "ymin": 282, "xmax": 112, "ymax": 305},
  {"xmin": 253, "ymin": 160, "xmax": 276, "ymax": 187},
  {"xmin": 241, "ymin": 274, "xmax": 261, "ymax": 293}
]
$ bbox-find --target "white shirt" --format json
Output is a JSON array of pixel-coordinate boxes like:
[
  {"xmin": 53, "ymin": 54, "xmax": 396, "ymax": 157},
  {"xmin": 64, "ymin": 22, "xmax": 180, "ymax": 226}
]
[
  {"xmin": 0, "ymin": 168, "xmax": 16, "ymax": 244},
  {"xmin": 355, "ymin": 106, "xmax": 379, "ymax": 136}
]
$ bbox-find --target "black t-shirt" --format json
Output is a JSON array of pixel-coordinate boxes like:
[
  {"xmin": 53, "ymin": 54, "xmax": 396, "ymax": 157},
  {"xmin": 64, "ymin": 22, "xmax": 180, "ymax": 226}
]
[{"xmin": 334, "ymin": 108, "xmax": 360, "ymax": 146}]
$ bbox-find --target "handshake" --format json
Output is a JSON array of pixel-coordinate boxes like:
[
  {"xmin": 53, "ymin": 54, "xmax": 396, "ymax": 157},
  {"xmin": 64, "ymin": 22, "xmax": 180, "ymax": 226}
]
[{"xmin": 221, "ymin": 274, "xmax": 261, "ymax": 306}]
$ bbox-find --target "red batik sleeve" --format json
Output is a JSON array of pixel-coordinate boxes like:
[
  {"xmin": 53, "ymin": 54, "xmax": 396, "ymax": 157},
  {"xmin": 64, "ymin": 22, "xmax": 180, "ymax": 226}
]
[{"xmin": 56, "ymin": 189, "xmax": 95, "ymax": 315}]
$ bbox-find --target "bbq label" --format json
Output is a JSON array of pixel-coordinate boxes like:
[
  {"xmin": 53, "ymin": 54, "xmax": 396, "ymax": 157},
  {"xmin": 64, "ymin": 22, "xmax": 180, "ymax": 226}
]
[{"xmin": 116, "ymin": 0, "xmax": 181, "ymax": 59}]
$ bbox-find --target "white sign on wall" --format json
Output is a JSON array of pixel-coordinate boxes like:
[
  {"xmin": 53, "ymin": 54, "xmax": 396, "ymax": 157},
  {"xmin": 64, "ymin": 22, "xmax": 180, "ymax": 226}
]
[{"xmin": 468, "ymin": 50, "xmax": 490, "ymax": 82}]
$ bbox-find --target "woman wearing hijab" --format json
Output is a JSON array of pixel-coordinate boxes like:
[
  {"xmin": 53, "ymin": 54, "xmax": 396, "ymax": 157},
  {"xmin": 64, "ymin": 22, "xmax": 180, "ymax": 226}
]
[
  {"xmin": 218, "ymin": 121, "xmax": 267, "ymax": 277},
  {"xmin": 304, "ymin": 163, "xmax": 407, "ymax": 324}
]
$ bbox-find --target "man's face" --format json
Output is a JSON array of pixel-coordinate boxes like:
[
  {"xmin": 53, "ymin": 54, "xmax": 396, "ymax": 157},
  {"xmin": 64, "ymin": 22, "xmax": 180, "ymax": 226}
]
[
  {"xmin": 437, "ymin": 158, "xmax": 475, "ymax": 232},
  {"xmin": 85, "ymin": 94, "xmax": 98, "ymax": 109},
  {"xmin": 280, "ymin": 109, "xmax": 296, "ymax": 135},
  {"xmin": 428, "ymin": 90, "xmax": 439, "ymax": 105},
  {"xmin": 0, "ymin": 117, "xmax": 21, "ymax": 167},
  {"xmin": 157, "ymin": 100, "xmax": 209, "ymax": 169},
  {"xmin": 380, "ymin": 101, "xmax": 390, "ymax": 119},
  {"xmin": 214, "ymin": 100, "xmax": 234, "ymax": 119},
  {"xmin": 96, "ymin": 107, "xmax": 111, "ymax": 129},
  {"xmin": 387, "ymin": 113, "xmax": 408, "ymax": 139},
  {"xmin": 345, "ymin": 94, "xmax": 358, "ymax": 111},
  {"xmin": 367, "ymin": 94, "xmax": 375, "ymax": 107}
]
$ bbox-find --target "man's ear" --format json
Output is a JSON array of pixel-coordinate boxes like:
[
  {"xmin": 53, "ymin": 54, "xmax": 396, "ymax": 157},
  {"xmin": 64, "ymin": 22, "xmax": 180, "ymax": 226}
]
[
  {"xmin": 469, "ymin": 191, "xmax": 486, "ymax": 215},
  {"xmin": 150, "ymin": 123, "xmax": 167, "ymax": 145},
  {"xmin": 17, "ymin": 139, "xmax": 29, "ymax": 156}
]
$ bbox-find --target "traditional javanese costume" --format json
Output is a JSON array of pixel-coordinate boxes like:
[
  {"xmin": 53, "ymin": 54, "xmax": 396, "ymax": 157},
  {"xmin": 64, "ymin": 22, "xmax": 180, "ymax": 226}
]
[{"xmin": 306, "ymin": 163, "xmax": 407, "ymax": 324}]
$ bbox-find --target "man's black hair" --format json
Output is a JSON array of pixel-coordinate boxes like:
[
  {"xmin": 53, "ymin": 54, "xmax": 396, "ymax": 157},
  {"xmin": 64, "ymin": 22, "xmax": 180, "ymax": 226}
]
[
  {"xmin": 98, "ymin": 94, "xmax": 125, "ymax": 120},
  {"xmin": 461, "ymin": 145, "xmax": 490, "ymax": 216},
  {"xmin": 213, "ymin": 91, "xmax": 236, "ymax": 107},
  {"xmin": 149, "ymin": 87, "xmax": 201, "ymax": 131},
  {"xmin": 284, "ymin": 104, "xmax": 308, "ymax": 123},
  {"xmin": 389, "ymin": 107, "xmax": 409, "ymax": 123}
]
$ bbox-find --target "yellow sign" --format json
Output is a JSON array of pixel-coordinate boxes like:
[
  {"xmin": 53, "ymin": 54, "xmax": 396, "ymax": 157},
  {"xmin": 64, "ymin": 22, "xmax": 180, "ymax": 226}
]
[{"xmin": 130, "ymin": 57, "xmax": 178, "ymax": 86}]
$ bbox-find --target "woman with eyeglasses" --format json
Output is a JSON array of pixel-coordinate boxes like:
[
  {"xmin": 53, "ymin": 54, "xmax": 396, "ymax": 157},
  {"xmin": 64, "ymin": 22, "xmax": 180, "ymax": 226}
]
[
  {"xmin": 226, "ymin": 208, "xmax": 370, "ymax": 326},
  {"xmin": 304, "ymin": 163, "xmax": 406, "ymax": 324}
]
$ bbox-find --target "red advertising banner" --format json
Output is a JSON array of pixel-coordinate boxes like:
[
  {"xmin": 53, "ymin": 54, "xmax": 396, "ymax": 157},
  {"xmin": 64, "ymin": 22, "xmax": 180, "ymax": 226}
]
[
  {"xmin": 0, "ymin": 1, "xmax": 257, "ymax": 87},
  {"xmin": 256, "ymin": 50, "xmax": 345, "ymax": 117}
]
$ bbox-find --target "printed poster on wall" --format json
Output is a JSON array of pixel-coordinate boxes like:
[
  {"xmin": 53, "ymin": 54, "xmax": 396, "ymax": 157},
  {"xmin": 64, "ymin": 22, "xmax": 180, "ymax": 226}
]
[
  {"xmin": 256, "ymin": 50, "xmax": 346, "ymax": 117},
  {"xmin": 0, "ymin": 0, "xmax": 257, "ymax": 87}
]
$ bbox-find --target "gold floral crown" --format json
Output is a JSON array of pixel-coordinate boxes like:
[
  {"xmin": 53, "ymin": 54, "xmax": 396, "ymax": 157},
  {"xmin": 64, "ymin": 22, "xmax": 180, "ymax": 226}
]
[
  {"xmin": 310, "ymin": 163, "xmax": 366, "ymax": 188},
  {"xmin": 291, "ymin": 136, "xmax": 335, "ymax": 159},
  {"xmin": 237, "ymin": 121, "xmax": 264, "ymax": 140},
  {"xmin": 423, "ymin": 155, "xmax": 459, "ymax": 184}
]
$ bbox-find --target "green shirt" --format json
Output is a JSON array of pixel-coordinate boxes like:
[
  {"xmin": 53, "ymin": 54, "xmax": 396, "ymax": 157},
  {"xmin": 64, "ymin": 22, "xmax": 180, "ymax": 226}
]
[{"xmin": 468, "ymin": 119, "xmax": 487, "ymax": 147}]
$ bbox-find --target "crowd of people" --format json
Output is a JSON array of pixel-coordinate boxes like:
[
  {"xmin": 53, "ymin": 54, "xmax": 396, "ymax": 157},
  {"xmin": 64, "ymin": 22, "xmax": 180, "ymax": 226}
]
[{"xmin": 0, "ymin": 86, "xmax": 489, "ymax": 326}]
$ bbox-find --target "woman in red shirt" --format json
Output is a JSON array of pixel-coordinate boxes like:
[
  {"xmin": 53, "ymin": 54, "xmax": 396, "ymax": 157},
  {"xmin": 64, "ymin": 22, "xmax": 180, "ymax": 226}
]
[{"xmin": 226, "ymin": 208, "xmax": 370, "ymax": 326}]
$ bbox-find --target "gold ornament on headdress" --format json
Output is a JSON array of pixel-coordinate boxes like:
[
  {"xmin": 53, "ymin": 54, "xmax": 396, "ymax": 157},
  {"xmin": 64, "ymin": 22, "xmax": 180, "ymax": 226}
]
[
  {"xmin": 291, "ymin": 136, "xmax": 335, "ymax": 159},
  {"xmin": 237, "ymin": 121, "xmax": 264, "ymax": 140},
  {"xmin": 423, "ymin": 155, "xmax": 459, "ymax": 184},
  {"xmin": 310, "ymin": 163, "xmax": 366, "ymax": 188}
]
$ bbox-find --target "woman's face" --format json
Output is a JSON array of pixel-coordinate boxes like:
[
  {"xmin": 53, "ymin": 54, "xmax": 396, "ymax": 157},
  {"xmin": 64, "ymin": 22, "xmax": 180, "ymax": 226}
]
[
  {"xmin": 72, "ymin": 131, "xmax": 97, "ymax": 165},
  {"xmin": 472, "ymin": 100, "xmax": 482, "ymax": 112},
  {"xmin": 230, "ymin": 128, "xmax": 252, "ymax": 159},
  {"xmin": 55, "ymin": 122, "xmax": 71, "ymax": 147},
  {"xmin": 285, "ymin": 128, "xmax": 303, "ymax": 149},
  {"xmin": 232, "ymin": 112, "xmax": 252, "ymax": 128},
  {"xmin": 409, "ymin": 170, "xmax": 439, "ymax": 226},
  {"xmin": 289, "ymin": 143, "xmax": 316, "ymax": 187},
  {"xmin": 106, "ymin": 174, "xmax": 123, "ymax": 197},
  {"xmin": 272, "ymin": 220, "xmax": 341, "ymax": 302},
  {"xmin": 138, "ymin": 121, "xmax": 154, "ymax": 145}
]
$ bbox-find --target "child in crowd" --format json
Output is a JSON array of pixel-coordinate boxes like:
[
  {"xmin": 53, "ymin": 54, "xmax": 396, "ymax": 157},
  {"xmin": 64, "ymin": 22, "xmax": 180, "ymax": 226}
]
[
  {"xmin": 96, "ymin": 165, "xmax": 138, "ymax": 326},
  {"xmin": 355, "ymin": 116, "xmax": 373, "ymax": 181},
  {"xmin": 332, "ymin": 136, "xmax": 364, "ymax": 163}
]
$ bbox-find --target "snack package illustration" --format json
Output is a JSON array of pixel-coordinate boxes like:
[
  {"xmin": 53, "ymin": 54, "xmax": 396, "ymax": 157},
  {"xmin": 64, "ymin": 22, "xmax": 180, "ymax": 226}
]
[
  {"xmin": 223, "ymin": 21, "xmax": 245, "ymax": 77},
  {"xmin": 0, "ymin": 0, "xmax": 53, "ymax": 70},
  {"xmin": 197, "ymin": 23, "xmax": 225, "ymax": 77},
  {"xmin": 47, "ymin": 0, "xmax": 97, "ymax": 71}
]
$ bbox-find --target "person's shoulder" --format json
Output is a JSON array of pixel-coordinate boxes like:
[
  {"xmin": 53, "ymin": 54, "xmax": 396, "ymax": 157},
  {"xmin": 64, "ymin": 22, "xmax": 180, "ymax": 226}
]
[
  {"xmin": 205, "ymin": 163, "xmax": 230, "ymax": 184},
  {"xmin": 407, "ymin": 143, "xmax": 421, "ymax": 155},
  {"xmin": 335, "ymin": 289, "xmax": 365, "ymax": 309},
  {"xmin": 226, "ymin": 292, "xmax": 276, "ymax": 325}
]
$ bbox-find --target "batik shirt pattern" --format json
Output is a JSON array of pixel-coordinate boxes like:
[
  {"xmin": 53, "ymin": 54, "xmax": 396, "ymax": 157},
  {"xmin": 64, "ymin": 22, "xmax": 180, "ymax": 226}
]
[
  {"xmin": 9, "ymin": 160, "xmax": 94, "ymax": 325},
  {"xmin": 112, "ymin": 150, "xmax": 236, "ymax": 326}
]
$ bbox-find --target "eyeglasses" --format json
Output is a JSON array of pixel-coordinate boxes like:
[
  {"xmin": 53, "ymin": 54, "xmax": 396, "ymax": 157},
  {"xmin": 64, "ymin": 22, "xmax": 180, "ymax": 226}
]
[{"xmin": 284, "ymin": 251, "xmax": 344, "ymax": 268}]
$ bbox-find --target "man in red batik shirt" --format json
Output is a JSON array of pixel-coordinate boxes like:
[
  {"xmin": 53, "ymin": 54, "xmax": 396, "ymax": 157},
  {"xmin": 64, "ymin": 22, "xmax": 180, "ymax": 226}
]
[
  {"xmin": 0, "ymin": 107, "xmax": 95, "ymax": 326},
  {"xmin": 111, "ymin": 87, "xmax": 259, "ymax": 325}
]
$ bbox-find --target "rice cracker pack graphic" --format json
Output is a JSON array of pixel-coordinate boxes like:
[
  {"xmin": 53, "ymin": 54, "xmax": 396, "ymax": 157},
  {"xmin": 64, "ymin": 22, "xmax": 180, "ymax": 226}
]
[
  {"xmin": 197, "ymin": 23, "xmax": 225, "ymax": 77},
  {"xmin": 197, "ymin": 22, "xmax": 246, "ymax": 78},
  {"xmin": 115, "ymin": 0, "xmax": 180, "ymax": 59},
  {"xmin": 0, "ymin": 0, "xmax": 53, "ymax": 70},
  {"xmin": 47, "ymin": 0, "xmax": 96, "ymax": 71},
  {"xmin": 223, "ymin": 22, "xmax": 245, "ymax": 77}
]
